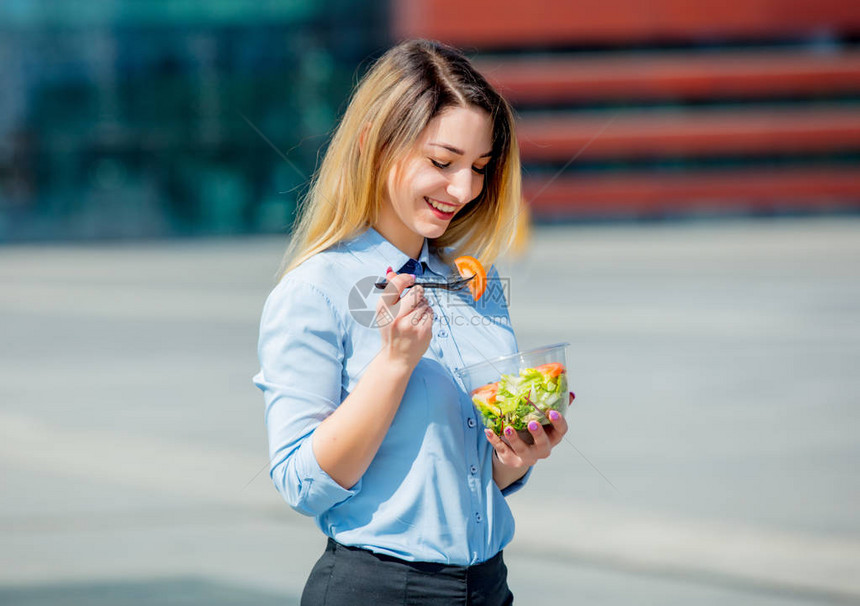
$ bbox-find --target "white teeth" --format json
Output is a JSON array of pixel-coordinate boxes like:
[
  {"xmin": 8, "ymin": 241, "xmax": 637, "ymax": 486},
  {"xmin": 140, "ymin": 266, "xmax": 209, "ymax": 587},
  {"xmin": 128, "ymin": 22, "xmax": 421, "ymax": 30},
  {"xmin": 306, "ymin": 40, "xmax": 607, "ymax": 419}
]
[{"xmin": 427, "ymin": 198, "xmax": 456, "ymax": 213}]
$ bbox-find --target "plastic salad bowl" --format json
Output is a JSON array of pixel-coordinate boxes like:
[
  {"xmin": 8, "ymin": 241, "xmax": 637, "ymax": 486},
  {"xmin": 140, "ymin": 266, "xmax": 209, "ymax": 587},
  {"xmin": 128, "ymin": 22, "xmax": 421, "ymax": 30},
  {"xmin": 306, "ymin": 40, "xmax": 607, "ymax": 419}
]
[{"xmin": 455, "ymin": 342, "xmax": 570, "ymax": 445}]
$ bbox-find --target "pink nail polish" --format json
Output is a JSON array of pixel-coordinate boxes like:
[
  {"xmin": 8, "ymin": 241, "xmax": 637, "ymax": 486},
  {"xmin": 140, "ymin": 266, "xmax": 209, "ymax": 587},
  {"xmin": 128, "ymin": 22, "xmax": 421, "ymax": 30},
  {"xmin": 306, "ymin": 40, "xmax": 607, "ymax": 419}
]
[
  {"xmin": 504, "ymin": 427, "xmax": 513, "ymax": 436},
  {"xmin": 528, "ymin": 421, "xmax": 540, "ymax": 432},
  {"xmin": 385, "ymin": 266, "xmax": 393, "ymax": 274},
  {"xmin": 570, "ymin": 391, "xmax": 576, "ymax": 401},
  {"xmin": 549, "ymin": 410, "xmax": 561, "ymax": 422}
]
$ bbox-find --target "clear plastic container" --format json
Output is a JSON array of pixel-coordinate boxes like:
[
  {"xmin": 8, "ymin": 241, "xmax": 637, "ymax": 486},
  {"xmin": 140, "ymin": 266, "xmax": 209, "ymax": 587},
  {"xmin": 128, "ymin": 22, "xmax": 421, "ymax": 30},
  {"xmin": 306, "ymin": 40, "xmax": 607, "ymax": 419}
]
[{"xmin": 455, "ymin": 342, "xmax": 570, "ymax": 445}]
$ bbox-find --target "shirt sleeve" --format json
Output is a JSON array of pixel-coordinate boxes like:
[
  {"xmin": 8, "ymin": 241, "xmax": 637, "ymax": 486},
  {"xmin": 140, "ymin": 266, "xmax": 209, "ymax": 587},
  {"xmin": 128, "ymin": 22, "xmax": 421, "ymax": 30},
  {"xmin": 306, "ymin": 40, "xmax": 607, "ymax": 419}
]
[
  {"xmin": 500, "ymin": 466, "xmax": 533, "ymax": 497},
  {"xmin": 253, "ymin": 278, "xmax": 361, "ymax": 516}
]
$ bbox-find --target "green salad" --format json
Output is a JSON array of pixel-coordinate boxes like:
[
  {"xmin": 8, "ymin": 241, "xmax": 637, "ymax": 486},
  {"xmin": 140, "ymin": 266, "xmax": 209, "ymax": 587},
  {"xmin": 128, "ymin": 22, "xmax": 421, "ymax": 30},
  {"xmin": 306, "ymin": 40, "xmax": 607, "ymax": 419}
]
[{"xmin": 470, "ymin": 362, "xmax": 567, "ymax": 435}]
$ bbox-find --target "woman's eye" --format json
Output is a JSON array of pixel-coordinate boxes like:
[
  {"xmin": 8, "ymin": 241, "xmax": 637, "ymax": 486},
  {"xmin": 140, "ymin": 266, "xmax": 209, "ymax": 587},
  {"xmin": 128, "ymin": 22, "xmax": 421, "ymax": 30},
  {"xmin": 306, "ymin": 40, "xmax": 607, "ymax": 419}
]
[{"xmin": 431, "ymin": 158, "xmax": 487, "ymax": 174}]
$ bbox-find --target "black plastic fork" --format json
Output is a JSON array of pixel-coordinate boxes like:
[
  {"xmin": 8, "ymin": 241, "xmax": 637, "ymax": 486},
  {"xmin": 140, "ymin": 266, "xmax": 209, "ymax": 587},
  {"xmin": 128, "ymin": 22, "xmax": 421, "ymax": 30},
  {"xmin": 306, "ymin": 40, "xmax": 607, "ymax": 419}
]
[{"xmin": 373, "ymin": 274, "xmax": 475, "ymax": 291}]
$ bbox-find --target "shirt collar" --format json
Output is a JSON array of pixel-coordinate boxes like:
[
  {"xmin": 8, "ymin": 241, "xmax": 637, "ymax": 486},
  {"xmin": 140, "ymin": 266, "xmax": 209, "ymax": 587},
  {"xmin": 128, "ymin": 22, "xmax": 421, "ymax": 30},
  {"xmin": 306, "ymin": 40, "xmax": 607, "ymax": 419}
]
[{"xmin": 354, "ymin": 226, "xmax": 452, "ymax": 278}]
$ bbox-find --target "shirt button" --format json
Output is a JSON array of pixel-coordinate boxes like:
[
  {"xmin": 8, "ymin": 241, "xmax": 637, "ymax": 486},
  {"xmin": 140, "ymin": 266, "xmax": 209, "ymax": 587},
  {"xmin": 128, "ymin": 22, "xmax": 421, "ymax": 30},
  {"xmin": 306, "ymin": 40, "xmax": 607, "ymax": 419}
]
[
  {"xmin": 437, "ymin": 329, "xmax": 448, "ymax": 338},
  {"xmin": 475, "ymin": 513, "xmax": 482, "ymax": 523},
  {"xmin": 470, "ymin": 465, "xmax": 478, "ymax": 474},
  {"xmin": 467, "ymin": 418, "xmax": 476, "ymax": 428}
]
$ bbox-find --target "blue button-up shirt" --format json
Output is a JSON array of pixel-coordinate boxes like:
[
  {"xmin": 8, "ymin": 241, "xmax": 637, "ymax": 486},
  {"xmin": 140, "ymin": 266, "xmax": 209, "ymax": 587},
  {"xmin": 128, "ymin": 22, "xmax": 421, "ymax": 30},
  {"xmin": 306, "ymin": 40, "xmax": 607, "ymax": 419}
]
[{"xmin": 253, "ymin": 227, "xmax": 530, "ymax": 565}]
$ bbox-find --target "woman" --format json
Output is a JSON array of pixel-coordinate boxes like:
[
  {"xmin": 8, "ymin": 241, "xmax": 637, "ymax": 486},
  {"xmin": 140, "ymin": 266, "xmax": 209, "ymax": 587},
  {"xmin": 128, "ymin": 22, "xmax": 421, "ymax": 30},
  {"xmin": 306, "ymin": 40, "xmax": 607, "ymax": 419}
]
[{"xmin": 254, "ymin": 39, "xmax": 569, "ymax": 605}]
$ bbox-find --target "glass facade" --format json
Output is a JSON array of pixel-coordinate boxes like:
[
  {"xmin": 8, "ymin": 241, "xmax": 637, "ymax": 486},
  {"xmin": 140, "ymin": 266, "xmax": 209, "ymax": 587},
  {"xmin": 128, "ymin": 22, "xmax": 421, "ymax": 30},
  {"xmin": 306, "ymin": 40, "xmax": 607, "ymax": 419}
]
[{"xmin": 0, "ymin": 1, "xmax": 387, "ymax": 241}]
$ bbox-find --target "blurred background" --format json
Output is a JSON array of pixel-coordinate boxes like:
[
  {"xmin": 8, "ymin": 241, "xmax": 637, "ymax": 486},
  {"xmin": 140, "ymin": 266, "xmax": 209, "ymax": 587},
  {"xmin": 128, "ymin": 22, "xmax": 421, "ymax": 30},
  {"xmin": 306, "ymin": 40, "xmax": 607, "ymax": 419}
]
[
  {"xmin": 1, "ymin": 1, "xmax": 859, "ymax": 605},
  {"xmin": 3, "ymin": 0, "xmax": 860, "ymax": 240}
]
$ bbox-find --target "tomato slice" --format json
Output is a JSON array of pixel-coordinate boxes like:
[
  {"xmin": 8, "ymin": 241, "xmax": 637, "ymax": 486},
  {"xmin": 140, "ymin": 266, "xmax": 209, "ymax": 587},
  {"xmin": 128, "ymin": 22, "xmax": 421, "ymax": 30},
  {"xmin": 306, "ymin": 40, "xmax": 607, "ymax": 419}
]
[
  {"xmin": 471, "ymin": 382, "xmax": 501, "ymax": 415},
  {"xmin": 454, "ymin": 255, "xmax": 487, "ymax": 301},
  {"xmin": 534, "ymin": 362, "xmax": 565, "ymax": 378},
  {"xmin": 472, "ymin": 381, "xmax": 500, "ymax": 400}
]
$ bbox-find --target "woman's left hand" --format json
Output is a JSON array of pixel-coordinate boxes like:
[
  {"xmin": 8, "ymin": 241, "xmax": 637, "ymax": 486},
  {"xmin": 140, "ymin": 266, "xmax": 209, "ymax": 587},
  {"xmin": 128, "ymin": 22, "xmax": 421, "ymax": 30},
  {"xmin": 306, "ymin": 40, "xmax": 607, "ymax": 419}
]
[{"xmin": 484, "ymin": 392, "xmax": 573, "ymax": 468}]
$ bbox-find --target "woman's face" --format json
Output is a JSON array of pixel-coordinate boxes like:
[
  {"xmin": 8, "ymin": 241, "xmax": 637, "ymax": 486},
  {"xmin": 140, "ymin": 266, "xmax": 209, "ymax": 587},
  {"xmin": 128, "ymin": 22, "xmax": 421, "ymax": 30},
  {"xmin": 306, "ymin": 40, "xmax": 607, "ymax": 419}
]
[{"xmin": 376, "ymin": 105, "xmax": 493, "ymax": 258}]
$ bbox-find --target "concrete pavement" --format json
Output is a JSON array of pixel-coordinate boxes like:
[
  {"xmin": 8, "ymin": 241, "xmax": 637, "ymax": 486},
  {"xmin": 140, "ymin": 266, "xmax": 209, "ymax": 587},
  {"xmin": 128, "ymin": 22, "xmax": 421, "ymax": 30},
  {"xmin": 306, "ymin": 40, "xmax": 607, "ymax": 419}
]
[{"xmin": 1, "ymin": 217, "xmax": 858, "ymax": 605}]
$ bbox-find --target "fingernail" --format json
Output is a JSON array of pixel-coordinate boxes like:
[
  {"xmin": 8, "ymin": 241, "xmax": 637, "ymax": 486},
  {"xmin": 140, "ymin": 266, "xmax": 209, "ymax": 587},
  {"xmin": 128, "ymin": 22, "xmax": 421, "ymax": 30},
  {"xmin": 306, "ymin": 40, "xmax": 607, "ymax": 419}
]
[
  {"xmin": 385, "ymin": 266, "xmax": 393, "ymax": 274},
  {"xmin": 549, "ymin": 410, "xmax": 561, "ymax": 422},
  {"xmin": 528, "ymin": 421, "xmax": 540, "ymax": 432},
  {"xmin": 485, "ymin": 429, "xmax": 493, "ymax": 439},
  {"xmin": 409, "ymin": 273, "xmax": 416, "ymax": 279},
  {"xmin": 570, "ymin": 391, "xmax": 576, "ymax": 401},
  {"xmin": 504, "ymin": 427, "xmax": 513, "ymax": 436}
]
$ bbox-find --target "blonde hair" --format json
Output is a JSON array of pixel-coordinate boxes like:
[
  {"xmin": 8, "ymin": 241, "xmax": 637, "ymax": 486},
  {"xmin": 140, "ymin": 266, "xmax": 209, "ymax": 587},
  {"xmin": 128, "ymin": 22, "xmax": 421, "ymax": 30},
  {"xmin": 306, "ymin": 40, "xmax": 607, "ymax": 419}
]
[{"xmin": 280, "ymin": 39, "xmax": 525, "ymax": 277}]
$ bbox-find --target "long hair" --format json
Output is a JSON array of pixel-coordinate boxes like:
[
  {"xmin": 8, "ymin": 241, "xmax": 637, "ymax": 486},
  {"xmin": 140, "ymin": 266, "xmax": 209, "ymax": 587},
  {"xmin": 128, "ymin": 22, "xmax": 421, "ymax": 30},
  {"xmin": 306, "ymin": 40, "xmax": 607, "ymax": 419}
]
[{"xmin": 280, "ymin": 39, "xmax": 524, "ymax": 277}]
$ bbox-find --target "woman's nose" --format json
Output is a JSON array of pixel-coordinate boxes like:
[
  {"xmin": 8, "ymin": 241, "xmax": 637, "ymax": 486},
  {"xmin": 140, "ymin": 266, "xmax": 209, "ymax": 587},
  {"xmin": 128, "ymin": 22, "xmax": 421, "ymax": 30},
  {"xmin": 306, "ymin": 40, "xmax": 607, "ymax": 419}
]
[{"xmin": 446, "ymin": 169, "xmax": 475, "ymax": 204}]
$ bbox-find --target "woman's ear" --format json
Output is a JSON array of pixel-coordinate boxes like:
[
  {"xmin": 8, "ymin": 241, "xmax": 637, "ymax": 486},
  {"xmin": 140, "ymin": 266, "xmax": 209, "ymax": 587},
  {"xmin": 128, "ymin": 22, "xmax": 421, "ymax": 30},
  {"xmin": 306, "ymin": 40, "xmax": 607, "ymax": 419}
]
[{"xmin": 358, "ymin": 122, "xmax": 372, "ymax": 154}]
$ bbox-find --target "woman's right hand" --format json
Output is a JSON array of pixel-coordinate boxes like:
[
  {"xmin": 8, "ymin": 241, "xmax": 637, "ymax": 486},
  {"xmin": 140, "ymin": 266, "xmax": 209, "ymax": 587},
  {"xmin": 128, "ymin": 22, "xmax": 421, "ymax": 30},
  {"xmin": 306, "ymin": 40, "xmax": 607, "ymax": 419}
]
[{"xmin": 376, "ymin": 268, "xmax": 434, "ymax": 369}]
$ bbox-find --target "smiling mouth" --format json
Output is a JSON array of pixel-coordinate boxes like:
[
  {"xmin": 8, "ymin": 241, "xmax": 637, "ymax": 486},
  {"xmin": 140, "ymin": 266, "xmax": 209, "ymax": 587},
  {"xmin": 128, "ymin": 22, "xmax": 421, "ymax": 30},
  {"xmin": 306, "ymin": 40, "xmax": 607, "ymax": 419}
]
[{"xmin": 425, "ymin": 197, "xmax": 458, "ymax": 215}]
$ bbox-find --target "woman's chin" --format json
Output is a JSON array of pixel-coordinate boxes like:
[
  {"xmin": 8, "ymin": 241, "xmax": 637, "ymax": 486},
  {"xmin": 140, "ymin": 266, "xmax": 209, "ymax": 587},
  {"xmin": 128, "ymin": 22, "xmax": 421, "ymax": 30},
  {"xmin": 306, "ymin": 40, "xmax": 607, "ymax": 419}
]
[
  {"xmin": 420, "ymin": 222, "xmax": 450, "ymax": 239},
  {"xmin": 413, "ymin": 214, "xmax": 450, "ymax": 237}
]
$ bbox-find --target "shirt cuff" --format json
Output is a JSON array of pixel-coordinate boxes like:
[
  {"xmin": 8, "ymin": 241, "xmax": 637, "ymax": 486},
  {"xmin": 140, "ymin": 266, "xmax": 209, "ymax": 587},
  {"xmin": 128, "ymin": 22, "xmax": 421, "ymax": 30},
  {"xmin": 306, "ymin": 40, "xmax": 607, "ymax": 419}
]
[
  {"xmin": 500, "ymin": 465, "xmax": 533, "ymax": 497},
  {"xmin": 280, "ymin": 434, "xmax": 361, "ymax": 516}
]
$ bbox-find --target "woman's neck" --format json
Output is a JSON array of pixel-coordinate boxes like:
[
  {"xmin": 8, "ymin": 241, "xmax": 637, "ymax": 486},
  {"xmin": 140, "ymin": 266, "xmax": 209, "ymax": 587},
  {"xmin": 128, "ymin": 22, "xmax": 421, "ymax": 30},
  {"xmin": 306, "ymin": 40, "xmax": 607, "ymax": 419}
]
[{"xmin": 372, "ymin": 219, "xmax": 423, "ymax": 260}]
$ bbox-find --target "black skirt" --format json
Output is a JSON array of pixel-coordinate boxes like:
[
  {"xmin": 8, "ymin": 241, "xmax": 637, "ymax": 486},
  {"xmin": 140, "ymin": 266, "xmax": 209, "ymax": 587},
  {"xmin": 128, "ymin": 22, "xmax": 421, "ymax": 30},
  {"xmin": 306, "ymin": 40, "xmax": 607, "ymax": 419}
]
[{"xmin": 301, "ymin": 538, "xmax": 515, "ymax": 605}]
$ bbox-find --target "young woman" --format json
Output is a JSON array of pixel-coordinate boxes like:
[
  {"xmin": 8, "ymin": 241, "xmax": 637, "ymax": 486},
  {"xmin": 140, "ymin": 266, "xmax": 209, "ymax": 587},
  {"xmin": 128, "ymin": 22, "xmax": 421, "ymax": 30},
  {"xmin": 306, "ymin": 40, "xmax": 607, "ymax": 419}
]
[{"xmin": 254, "ymin": 39, "xmax": 570, "ymax": 605}]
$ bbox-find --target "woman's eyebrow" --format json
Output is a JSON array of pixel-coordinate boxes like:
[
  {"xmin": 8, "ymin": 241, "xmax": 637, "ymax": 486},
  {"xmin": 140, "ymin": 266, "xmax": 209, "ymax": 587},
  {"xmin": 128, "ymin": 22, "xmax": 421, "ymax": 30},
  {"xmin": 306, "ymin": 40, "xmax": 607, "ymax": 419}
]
[{"xmin": 429, "ymin": 142, "xmax": 493, "ymax": 158}]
